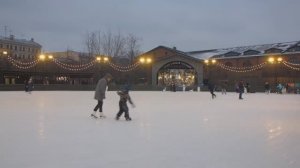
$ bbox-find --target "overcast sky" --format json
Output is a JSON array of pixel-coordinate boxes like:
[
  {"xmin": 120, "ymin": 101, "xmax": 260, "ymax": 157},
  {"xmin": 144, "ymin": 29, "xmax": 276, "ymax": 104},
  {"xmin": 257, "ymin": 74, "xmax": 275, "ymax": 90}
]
[{"xmin": 1, "ymin": 0, "xmax": 300, "ymax": 53}]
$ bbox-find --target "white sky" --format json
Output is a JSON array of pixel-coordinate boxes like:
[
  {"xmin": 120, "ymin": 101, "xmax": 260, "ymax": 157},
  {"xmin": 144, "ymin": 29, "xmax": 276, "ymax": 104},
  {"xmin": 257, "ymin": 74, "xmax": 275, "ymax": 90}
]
[{"xmin": 1, "ymin": 0, "xmax": 300, "ymax": 52}]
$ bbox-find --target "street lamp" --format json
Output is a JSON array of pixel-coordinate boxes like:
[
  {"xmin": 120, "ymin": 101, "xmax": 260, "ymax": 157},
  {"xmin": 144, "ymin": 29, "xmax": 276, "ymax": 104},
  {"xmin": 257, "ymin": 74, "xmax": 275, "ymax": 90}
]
[
  {"xmin": 138, "ymin": 56, "xmax": 152, "ymax": 85},
  {"xmin": 39, "ymin": 54, "xmax": 46, "ymax": 61},
  {"xmin": 267, "ymin": 56, "xmax": 283, "ymax": 88},
  {"xmin": 204, "ymin": 59, "xmax": 217, "ymax": 78},
  {"xmin": 139, "ymin": 57, "xmax": 152, "ymax": 64},
  {"xmin": 95, "ymin": 55, "xmax": 110, "ymax": 81}
]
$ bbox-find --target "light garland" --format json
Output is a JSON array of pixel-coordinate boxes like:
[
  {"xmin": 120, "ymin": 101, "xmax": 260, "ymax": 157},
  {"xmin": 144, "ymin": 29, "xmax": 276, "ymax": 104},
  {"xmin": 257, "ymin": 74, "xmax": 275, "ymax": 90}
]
[
  {"xmin": 282, "ymin": 61, "xmax": 300, "ymax": 71},
  {"xmin": 7, "ymin": 55, "xmax": 39, "ymax": 65},
  {"xmin": 7, "ymin": 56, "xmax": 39, "ymax": 69},
  {"xmin": 283, "ymin": 61, "xmax": 300, "ymax": 66},
  {"xmin": 53, "ymin": 59, "xmax": 96, "ymax": 71},
  {"xmin": 52, "ymin": 58, "xmax": 96, "ymax": 68},
  {"xmin": 4, "ymin": 54, "xmax": 300, "ymax": 73},
  {"xmin": 219, "ymin": 62, "xmax": 267, "ymax": 70},
  {"xmin": 216, "ymin": 62, "xmax": 267, "ymax": 73},
  {"xmin": 108, "ymin": 62, "xmax": 140, "ymax": 72}
]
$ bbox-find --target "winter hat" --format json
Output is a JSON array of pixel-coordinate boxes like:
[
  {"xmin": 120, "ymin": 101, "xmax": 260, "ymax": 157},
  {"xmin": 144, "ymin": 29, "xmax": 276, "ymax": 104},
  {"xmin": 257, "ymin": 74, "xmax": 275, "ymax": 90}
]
[{"xmin": 105, "ymin": 73, "xmax": 113, "ymax": 79}]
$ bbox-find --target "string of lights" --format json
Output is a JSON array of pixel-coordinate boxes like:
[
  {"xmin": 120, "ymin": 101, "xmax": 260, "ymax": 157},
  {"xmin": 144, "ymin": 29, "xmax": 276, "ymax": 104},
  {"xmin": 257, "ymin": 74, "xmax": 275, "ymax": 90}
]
[
  {"xmin": 4, "ymin": 55, "xmax": 300, "ymax": 72},
  {"xmin": 217, "ymin": 62, "xmax": 267, "ymax": 70},
  {"xmin": 53, "ymin": 59, "xmax": 95, "ymax": 71},
  {"xmin": 283, "ymin": 61, "xmax": 300, "ymax": 66},
  {"xmin": 7, "ymin": 56, "xmax": 39, "ymax": 69},
  {"xmin": 52, "ymin": 58, "xmax": 97, "ymax": 68},
  {"xmin": 108, "ymin": 62, "xmax": 140, "ymax": 72},
  {"xmin": 217, "ymin": 62, "xmax": 266, "ymax": 73},
  {"xmin": 7, "ymin": 55, "xmax": 39, "ymax": 66},
  {"xmin": 282, "ymin": 61, "xmax": 300, "ymax": 71},
  {"xmin": 108, "ymin": 62, "xmax": 140, "ymax": 70}
]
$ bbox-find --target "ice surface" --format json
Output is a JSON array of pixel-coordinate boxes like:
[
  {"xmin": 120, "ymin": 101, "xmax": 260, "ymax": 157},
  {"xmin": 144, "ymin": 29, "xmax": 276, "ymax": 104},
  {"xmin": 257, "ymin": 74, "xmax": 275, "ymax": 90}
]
[{"xmin": 0, "ymin": 91, "xmax": 300, "ymax": 168}]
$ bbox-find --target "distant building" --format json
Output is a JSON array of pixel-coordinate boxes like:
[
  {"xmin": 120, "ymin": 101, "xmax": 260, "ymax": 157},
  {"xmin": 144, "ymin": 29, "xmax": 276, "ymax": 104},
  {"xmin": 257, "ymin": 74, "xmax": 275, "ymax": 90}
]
[
  {"xmin": 140, "ymin": 41, "xmax": 300, "ymax": 91},
  {"xmin": 0, "ymin": 35, "xmax": 42, "ymax": 84},
  {"xmin": 1, "ymin": 39, "xmax": 300, "ymax": 92},
  {"xmin": 0, "ymin": 35, "xmax": 42, "ymax": 60}
]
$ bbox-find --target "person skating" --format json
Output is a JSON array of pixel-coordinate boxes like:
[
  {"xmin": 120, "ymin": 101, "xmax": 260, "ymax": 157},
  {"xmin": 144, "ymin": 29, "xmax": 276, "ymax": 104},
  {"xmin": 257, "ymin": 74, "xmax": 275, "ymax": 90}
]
[
  {"xmin": 264, "ymin": 82, "xmax": 270, "ymax": 94},
  {"xmin": 238, "ymin": 80, "xmax": 245, "ymax": 99},
  {"xmin": 221, "ymin": 81, "xmax": 228, "ymax": 95},
  {"xmin": 208, "ymin": 81, "xmax": 216, "ymax": 99},
  {"xmin": 115, "ymin": 89, "xmax": 135, "ymax": 121},
  {"xmin": 91, "ymin": 73, "xmax": 112, "ymax": 118},
  {"xmin": 27, "ymin": 77, "xmax": 34, "ymax": 94}
]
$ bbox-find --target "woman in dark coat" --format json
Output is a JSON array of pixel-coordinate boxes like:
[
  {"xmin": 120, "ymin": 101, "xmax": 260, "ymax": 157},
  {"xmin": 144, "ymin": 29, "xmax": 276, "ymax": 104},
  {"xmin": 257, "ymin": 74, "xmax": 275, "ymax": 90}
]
[{"xmin": 91, "ymin": 73, "xmax": 112, "ymax": 118}]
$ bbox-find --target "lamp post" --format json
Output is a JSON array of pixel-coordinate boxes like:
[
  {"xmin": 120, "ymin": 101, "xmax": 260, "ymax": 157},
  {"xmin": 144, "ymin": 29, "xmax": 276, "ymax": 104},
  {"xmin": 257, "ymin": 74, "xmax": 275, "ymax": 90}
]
[
  {"xmin": 268, "ymin": 56, "xmax": 283, "ymax": 89},
  {"xmin": 204, "ymin": 59, "xmax": 217, "ymax": 82},
  {"xmin": 38, "ymin": 54, "xmax": 53, "ymax": 84},
  {"xmin": 139, "ymin": 57, "xmax": 152, "ymax": 85},
  {"xmin": 0, "ymin": 51, "xmax": 8, "ymax": 84},
  {"xmin": 95, "ymin": 55, "xmax": 109, "ymax": 82}
]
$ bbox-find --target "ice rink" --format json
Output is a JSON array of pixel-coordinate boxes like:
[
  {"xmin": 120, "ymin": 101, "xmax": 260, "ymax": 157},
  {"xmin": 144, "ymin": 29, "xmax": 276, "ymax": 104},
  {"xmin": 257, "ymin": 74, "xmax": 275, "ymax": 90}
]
[{"xmin": 0, "ymin": 91, "xmax": 300, "ymax": 168}]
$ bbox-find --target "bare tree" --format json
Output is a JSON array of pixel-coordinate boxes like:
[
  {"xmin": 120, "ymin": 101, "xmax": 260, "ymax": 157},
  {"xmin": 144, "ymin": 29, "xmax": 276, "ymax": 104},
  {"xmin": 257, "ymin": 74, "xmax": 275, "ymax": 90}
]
[
  {"xmin": 126, "ymin": 34, "xmax": 142, "ymax": 63},
  {"xmin": 85, "ymin": 32, "xmax": 97, "ymax": 56},
  {"xmin": 85, "ymin": 30, "xmax": 142, "ymax": 61}
]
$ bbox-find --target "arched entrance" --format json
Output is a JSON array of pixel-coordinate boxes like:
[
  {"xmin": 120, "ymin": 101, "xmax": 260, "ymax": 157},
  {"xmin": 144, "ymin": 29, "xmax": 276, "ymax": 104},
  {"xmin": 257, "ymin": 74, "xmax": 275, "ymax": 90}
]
[{"xmin": 157, "ymin": 61, "xmax": 197, "ymax": 87}]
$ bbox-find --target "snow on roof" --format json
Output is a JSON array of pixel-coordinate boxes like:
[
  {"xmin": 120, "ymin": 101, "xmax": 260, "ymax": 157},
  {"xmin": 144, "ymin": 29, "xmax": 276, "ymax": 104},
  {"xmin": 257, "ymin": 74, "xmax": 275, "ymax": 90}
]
[
  {"xmin": 0, "ymin": 36, "xmax": 42, "ymax": 47},
  {"xmin": 187, "ymin": 41, "xmax": 300, "ymax": 60}
]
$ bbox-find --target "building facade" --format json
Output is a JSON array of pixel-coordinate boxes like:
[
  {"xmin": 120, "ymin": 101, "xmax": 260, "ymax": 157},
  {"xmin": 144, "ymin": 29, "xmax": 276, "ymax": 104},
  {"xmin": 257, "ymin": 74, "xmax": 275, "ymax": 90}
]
[
  {"xmin": 1, "ymin": 39, "xmax": 300, "ymax": 92},
  {"xmin": 0, "ymin": 35, "xmax": 42, "ymax": 84}
]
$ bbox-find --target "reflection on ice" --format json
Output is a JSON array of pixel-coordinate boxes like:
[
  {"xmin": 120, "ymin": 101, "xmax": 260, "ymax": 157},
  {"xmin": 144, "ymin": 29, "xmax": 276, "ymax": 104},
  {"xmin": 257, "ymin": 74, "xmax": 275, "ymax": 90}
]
[{"xmin": 266, "ymin": 121, "xmax": 283, "ymax": 140}]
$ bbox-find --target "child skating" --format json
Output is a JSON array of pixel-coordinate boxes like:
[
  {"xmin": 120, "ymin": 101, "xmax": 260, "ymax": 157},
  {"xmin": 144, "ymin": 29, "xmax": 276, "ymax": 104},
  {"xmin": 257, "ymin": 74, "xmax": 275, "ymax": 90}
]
[{"xmin": 115, "ymin": 89, "xmax": 135, "ymax": 121}]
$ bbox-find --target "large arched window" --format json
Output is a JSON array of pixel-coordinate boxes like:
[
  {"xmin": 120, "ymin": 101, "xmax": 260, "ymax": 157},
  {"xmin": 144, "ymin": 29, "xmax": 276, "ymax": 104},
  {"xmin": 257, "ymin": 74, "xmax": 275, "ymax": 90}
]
[{"xmin": 157, "ymin": 61, "xmax": 196, "ymax": 87}]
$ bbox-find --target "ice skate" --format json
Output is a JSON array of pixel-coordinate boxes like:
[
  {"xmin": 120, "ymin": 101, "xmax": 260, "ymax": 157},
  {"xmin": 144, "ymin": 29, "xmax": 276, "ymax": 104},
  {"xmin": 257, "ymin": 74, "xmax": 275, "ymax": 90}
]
[
  {"xmin": 115, "ymin": 116, "xmax": 120, "ymax": 120},
  {"xmin": 125, "ymin": 117, "xmax": 132, "ymax": 121},
  {"xmin": 99, "ymin": 112, "xmax": 106, "ymax": 118},
  {"xmin": 91, "ymin": 113, "xmax": 98, "ymax": 119}
]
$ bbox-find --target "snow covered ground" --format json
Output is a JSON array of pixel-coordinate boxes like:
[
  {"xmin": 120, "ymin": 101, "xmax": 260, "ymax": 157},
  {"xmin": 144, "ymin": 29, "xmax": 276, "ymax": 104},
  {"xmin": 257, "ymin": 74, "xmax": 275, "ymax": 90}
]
[{"xmin": 0, "ymin": 91, "xmax": 300, "ymax": 168}]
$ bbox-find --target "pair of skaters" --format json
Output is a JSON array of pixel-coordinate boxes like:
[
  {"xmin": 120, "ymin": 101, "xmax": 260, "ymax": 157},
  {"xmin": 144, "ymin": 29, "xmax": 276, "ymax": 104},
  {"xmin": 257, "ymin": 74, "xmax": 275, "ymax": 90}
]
[{"xmin": 91, "ymin": 73, "xmax": 135, "ymax": 121}]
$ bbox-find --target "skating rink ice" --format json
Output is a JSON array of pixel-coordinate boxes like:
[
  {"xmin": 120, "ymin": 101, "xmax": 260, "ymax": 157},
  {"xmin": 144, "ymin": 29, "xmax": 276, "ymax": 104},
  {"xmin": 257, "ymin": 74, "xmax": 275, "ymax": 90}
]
[{"xmin": 0, "ymin": 91, "xmax": 299, "ymax": 168}]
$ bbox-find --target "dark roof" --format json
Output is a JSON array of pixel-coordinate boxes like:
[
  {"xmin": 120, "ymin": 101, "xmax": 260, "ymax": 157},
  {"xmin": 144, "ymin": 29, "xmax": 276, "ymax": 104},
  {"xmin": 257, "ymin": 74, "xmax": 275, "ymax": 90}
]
[
  {"xmin": 141, "ymin": 45, "xmax": 199, "ymax": 62},
  {"xmin": 0, "ymin": 36, "xmax": 42, "ymax": 47},
  {"xmin": 186, "ymin": 41, "xmax": 300, "ymax": 60}
]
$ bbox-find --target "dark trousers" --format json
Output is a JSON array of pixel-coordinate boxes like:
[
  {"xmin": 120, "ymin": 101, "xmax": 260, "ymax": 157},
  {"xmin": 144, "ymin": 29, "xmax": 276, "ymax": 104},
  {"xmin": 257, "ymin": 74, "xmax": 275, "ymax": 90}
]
[
  {"xmin": 239, "ymin": 91, "xmax": 243, "ymax": 99},
  {"xmin": 116, "ymin": 102, "xmax": 130, "ymax": 118},
  {"xmin": 210, "ymin": 90, "xmax": 216, "ymax": 98},
  {"xmin": 94, "ymin": 100, "xmax": 103, "ymax": 112}
]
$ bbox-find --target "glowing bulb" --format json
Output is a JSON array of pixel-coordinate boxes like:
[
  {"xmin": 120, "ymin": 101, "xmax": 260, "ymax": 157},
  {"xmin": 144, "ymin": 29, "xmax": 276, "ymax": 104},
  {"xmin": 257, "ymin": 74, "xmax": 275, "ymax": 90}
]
[
  {"xmin": 3, "ymin": 51, "xmax": 8, "ymax": 55},
  {"xmin": 268, "ymin": 57, "xmax": 275, "ymax": 63},
  {"xmin": 139, "ymin": 58, "xmax": 145, "ymax": 63},
  {"xmin": 48, "ymin": 55, "xmax": 53, "ymax": 59},
  {"xmin": 39, "ymin": 54, "xmax": 46, "ymax": 60},
  {"xmin": 277, "ymin": 57, "xmax": 283, "ymax": 62},
  {"xmin": 146, "ymin": 58, "xmax": 152, "ymax": 63},
  {"xmin": 103, "ymin": 57, "xmax": 109, "ymax": 62},
  {"xmin": 96, "ymin": 57, "xmax": 101, "ymax": 61}
]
